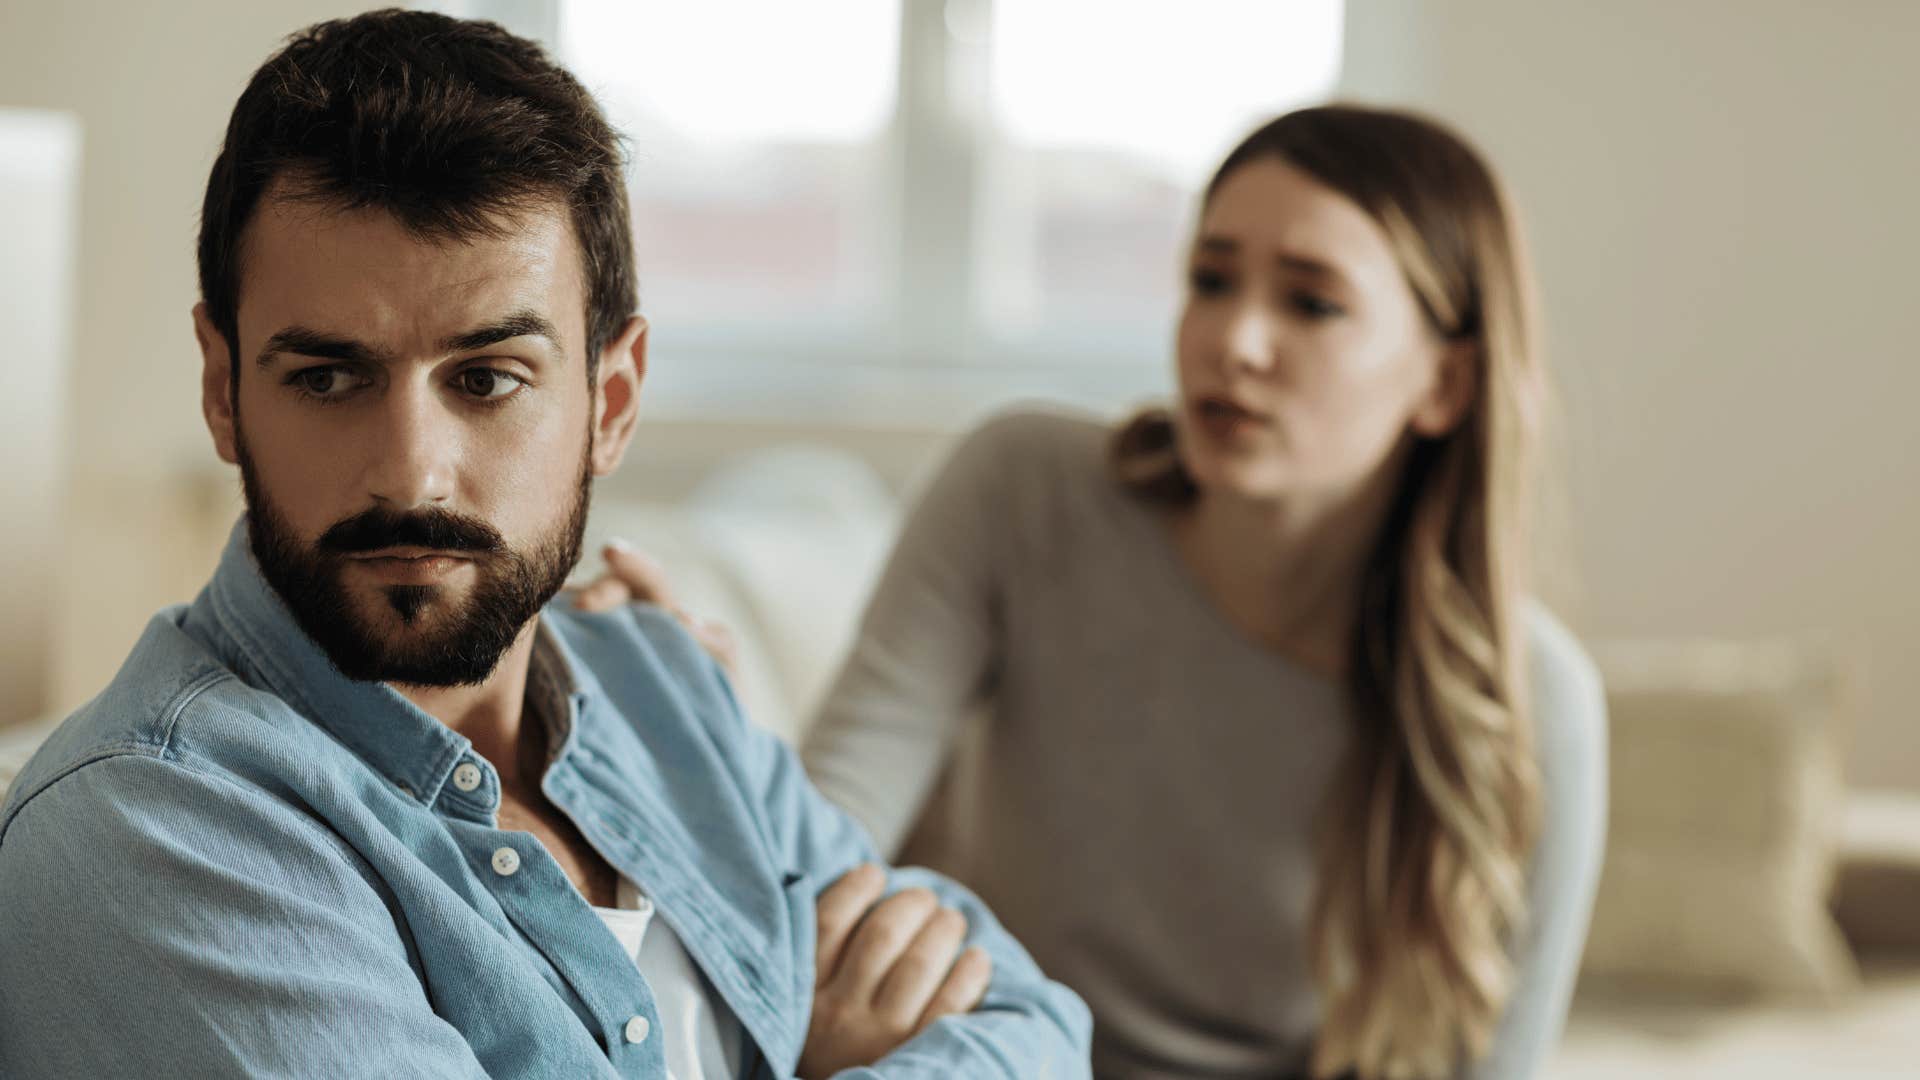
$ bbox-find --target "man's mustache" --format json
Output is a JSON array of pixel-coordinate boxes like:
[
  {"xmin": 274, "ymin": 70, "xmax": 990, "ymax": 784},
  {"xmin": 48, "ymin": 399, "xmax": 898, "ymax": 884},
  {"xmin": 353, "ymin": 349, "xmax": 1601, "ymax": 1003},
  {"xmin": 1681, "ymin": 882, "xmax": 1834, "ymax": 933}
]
[{"xmin": 317, "ymin": 506, "xmax": 505, "ymax": 556}]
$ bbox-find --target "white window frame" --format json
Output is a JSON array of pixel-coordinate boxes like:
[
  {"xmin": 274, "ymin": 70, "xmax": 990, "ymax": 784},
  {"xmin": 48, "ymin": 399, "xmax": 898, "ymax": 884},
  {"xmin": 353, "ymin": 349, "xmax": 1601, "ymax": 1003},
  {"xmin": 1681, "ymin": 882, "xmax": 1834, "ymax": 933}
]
[{"xmin": 419, "ymin": 0, "xmax": 1305, "ymax": 428}]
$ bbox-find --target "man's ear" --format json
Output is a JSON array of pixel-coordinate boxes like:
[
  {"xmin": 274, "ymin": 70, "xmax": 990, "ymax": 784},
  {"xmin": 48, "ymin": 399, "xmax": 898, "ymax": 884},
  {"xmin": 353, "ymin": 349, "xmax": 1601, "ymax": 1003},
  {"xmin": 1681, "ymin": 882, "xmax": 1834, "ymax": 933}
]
[
  {"xmin": 589, "ymin": 315, "xmax": 647, "ymax": 477},
  {"xmin": 194, "ymin": 302, "xmax": 241, "ymax": 465},
  {"xmin": 1409, "ymin": 338, "xmax": 1479, "ymax": 439}
]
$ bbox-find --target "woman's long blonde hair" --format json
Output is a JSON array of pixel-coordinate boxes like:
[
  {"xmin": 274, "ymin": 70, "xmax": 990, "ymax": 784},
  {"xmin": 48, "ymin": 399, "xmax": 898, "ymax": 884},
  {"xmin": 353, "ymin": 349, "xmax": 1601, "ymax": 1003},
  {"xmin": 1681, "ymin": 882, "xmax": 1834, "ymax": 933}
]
[{"xmin": 1114, "ymin": 105, "xmax": 1546, "ymax": 1079}]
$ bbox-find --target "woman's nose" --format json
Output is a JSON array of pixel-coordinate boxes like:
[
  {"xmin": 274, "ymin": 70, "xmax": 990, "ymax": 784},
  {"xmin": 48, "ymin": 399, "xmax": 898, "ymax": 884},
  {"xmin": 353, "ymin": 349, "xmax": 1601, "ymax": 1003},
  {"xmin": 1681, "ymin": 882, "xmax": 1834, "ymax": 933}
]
[{"xmin": 1223, "ymin": 302, "xmax": 1279, "ymax": 375}]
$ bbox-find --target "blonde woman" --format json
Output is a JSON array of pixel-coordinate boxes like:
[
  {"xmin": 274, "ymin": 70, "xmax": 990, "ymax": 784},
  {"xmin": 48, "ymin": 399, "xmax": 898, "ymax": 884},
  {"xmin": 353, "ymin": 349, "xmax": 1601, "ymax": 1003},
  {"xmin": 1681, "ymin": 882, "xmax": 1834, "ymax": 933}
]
[{"xmin": 582, "ymin": 105, "xmax": 1606, "ymax": 1079}]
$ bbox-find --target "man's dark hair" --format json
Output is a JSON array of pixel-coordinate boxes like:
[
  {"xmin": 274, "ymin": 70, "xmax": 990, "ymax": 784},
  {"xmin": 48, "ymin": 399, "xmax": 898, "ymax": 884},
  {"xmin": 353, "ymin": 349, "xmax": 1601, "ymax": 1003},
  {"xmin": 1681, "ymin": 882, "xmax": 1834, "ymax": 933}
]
[{"xmin": 197, "ymin": 8, "xmax": 635, "ymax": 380}]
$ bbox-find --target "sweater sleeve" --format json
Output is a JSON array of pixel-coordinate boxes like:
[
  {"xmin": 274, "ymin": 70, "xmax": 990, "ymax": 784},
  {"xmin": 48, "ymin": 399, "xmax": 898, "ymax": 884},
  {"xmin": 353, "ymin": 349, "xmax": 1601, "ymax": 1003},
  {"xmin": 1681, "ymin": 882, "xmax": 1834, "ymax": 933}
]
[
  {"xmin": 1470, "ymin": 609, "xmax": 1610, "ymax": 1080},
  {"xmin": 800, "ymin": 414, "xmax": 1025, "ymax": 857}
]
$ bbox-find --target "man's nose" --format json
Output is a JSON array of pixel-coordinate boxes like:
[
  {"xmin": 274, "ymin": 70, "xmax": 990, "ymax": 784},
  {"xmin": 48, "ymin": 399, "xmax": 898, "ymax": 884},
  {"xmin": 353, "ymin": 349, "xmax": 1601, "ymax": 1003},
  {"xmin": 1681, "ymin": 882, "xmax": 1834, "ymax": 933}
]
[{"xmin": 362, "ymin": 380, "xmax": 456, "ymax": 509}]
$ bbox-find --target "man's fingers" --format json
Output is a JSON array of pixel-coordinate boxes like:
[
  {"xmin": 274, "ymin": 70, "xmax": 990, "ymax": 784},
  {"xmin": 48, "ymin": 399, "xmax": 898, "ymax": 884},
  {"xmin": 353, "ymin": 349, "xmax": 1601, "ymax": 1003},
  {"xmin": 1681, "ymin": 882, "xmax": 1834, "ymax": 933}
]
[
  {"xmin": 914, "ymin": 946, "xmax": 992, "ymax": 1033},
  {"xmin": 834, "ymin": 887, "xmax": 940, "ymax": 1003},
  {"xmin": 602, "ymin": 540, "xmax": 676, "ymax": 606},
  {"xmin": 872, "ymin": 906, "xmax": 968, "ymax": 1027},
  {"xmin": 814, "ymin": 863, "xmax": 887, "ymax": 989}
]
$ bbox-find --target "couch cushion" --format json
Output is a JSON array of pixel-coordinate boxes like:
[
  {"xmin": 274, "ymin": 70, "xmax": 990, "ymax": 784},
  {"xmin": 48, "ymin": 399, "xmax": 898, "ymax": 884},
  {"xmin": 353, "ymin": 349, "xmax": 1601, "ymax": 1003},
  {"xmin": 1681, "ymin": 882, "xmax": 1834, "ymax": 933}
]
[
  {"xmin": 577, "ymin": 500, "xmax": 800, "ymax": 744},
  {"xmin": 682, "ymin": 445, "xmax": 899, "ymax": 738},
  {"xmin": 1580, "ymin": 639, "xmax": 1857, "ymax": 998}
]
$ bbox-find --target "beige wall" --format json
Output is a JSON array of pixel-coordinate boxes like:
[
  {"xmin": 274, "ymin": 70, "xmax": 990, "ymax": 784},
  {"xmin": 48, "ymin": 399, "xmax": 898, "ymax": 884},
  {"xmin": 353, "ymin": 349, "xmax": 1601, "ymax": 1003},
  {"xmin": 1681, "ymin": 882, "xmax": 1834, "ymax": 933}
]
[
  {"xmin": 1341, "ymin": 0, "xmax": 1920, "ymax": 787},
  {"xmin": 0, "ymin": 109, "xmax": 80, "ymax": 724},
  {"xmin": 0, "ymin": 1, "xmax": 387, "ymax": 719},
  {"xmin": 0, "ymin": 0, "xmax": 394, "ymax": 476}
]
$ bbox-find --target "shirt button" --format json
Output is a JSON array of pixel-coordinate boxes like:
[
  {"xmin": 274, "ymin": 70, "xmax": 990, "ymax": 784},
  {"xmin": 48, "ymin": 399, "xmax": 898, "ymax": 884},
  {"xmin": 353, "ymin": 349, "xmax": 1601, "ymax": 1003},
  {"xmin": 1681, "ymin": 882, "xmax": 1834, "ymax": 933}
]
[
  {"xmin": 452, "ymin": 762, "xmax": 483, "ymax": 792},
  {"xmin": 491, "ymin": 847, "xmax": 521, "ymax": 876},
  {"xmin": 623, "ymin": 1015, "xmax": 650, "ymax": 1045}
]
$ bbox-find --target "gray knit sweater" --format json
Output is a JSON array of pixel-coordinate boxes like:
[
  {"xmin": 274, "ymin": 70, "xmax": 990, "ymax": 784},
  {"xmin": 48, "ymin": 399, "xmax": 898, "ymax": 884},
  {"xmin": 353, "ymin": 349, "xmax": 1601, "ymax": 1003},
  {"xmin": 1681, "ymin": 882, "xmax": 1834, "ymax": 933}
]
[{"xmin": 800, "ymin": 409, "xmax": 1608, "ymax": 1079}]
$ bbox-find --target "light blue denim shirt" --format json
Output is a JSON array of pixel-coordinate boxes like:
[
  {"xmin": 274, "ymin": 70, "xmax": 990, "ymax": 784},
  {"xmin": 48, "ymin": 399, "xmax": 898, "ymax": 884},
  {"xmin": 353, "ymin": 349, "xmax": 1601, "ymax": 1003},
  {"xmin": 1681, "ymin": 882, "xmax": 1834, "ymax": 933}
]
[{"xmin": 0, "ymin": 523, "xmax": 1091, "ymax": 1078}]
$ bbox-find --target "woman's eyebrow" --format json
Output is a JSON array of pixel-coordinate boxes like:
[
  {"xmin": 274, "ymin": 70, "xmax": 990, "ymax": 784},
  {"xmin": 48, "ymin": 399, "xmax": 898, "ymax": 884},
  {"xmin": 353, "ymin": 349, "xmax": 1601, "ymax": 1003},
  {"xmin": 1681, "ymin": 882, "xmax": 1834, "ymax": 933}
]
[
  {"xmin": 1197, "ymin": 236, "xmax": 1349, "ymax": 286},
  {"xmin": 1275, "ymin": 253, "xmax": 1353, "ymax": 291}
]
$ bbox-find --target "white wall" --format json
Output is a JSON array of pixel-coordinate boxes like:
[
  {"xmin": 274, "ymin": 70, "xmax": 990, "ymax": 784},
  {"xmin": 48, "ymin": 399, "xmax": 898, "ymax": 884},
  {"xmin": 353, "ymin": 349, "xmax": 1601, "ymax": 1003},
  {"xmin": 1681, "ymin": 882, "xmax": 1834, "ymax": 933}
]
[
  {"xmin": 0, "ymin": 1, "xmax": 389, "ymax": 716},
  {"xmin": 0, "ymin": 109, "xmax": 80, "ymax": 725},
  {"xmin": 1341, "ymin": 0, "xmax": 1920, "ymax": 788},
  {"xmin": 0, "ymin": 1, "xmax": 397, "ymax": 477}
]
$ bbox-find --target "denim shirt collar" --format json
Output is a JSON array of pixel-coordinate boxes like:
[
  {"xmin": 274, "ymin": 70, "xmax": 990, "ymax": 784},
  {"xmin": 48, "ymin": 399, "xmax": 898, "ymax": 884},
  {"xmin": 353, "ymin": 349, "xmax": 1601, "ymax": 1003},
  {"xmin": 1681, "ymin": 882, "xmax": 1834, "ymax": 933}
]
[{"xmin": 196, "ymin": 519, "xmax": 590, "ymax": 807}]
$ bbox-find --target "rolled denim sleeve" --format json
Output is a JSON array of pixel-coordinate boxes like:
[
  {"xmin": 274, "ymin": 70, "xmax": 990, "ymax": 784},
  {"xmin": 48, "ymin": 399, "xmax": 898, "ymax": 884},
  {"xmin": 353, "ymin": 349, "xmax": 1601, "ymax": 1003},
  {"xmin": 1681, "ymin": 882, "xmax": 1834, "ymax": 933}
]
[
  {"xmin": 670, "ymin": 622, "xmax": 1091, "ymax": 1080},
  {"xmin": 0, "ymin": 753, "xmax": 488, "ymax": 1080}
]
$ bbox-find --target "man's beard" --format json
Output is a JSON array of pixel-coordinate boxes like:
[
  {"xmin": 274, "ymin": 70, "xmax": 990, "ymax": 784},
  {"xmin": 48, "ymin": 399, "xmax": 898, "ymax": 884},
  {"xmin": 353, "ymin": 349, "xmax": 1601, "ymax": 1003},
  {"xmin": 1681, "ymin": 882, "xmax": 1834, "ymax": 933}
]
[{"xmin": 236, "ymin": 432, "xmax": 591, "ymax": 688}]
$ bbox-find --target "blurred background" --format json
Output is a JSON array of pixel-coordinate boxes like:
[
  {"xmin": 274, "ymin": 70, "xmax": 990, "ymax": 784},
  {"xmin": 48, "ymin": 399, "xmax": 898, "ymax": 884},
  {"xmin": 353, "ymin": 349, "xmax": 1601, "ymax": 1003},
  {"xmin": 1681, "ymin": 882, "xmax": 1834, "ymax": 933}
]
[{"xmin": 2, "ymin": 0, "xmax": 1918, "ymax": 1075}]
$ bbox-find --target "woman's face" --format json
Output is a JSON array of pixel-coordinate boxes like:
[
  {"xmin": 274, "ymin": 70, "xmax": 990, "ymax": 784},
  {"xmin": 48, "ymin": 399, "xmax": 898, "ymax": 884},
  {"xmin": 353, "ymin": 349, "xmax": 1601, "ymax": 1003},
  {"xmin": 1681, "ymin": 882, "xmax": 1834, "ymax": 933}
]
[{"xmin": 1174, "ymin": 157, "xmax": 1466, "ymax": 504}]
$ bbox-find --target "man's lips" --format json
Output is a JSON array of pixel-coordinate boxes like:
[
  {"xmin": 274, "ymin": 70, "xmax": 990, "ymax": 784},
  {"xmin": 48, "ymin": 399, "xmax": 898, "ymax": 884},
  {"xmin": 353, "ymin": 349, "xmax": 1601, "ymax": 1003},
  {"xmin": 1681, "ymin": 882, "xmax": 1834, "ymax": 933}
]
[
  {"xmin": 349, "ymin": 546, "xmax": 474, "ymax": 561},
  {"xmin": 345, "ymin": 548, "xmax": 476, "ymax": 584}
]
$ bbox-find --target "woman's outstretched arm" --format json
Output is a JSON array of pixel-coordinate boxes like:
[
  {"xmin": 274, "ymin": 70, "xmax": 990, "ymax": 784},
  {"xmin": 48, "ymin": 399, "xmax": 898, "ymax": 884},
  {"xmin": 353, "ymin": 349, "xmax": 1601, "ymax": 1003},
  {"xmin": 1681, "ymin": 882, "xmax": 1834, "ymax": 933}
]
[{"xmin": 801, "ymin": 420, "xmax": 1019, "ymax": 857}]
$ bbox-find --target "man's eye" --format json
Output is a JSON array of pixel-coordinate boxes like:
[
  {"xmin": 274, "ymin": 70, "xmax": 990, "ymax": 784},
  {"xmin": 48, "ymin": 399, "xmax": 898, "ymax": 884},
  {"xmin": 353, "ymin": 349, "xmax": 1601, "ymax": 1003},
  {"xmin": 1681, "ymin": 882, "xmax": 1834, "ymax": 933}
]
[
  {"xmin": 457, "ymin": 368, "xmax": 525, "ymax": 401},
  {"xmin": 291, "ymin": 367, "xmax": 359, "ymax": 398}
]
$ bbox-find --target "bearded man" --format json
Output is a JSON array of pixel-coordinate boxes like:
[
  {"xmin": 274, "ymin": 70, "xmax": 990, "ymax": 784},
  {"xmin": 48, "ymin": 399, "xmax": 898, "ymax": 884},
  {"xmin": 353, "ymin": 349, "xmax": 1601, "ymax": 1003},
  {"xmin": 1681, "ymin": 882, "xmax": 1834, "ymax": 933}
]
[{"xmin": 0, "ymin": 11, "xmax": 1088, "ymax": 1079}]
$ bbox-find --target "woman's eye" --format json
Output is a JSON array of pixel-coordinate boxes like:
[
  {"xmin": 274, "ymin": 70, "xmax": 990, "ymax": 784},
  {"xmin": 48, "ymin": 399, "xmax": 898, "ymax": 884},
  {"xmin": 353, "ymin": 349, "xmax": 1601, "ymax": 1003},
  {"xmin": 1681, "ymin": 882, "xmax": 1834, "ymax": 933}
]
[
  {"xmin": 457, "ymin": 368, "xmax": 525, "ymax": 401},
  {"xmin": 1189, "ymin": 267, "xmax": 1232, "ymax": 296},
  {"xmin": 291, "ymin": 366, "xmax": 359, "ymax": 398},
  {"xmin": 1290, "ymin": 291, "xmax": 1346, "ymax": 319}
]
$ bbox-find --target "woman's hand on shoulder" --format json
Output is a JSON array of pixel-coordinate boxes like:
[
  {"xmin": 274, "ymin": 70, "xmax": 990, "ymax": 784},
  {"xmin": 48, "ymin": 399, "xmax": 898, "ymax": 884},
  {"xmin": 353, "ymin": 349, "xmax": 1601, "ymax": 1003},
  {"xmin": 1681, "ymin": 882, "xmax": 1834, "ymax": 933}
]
[{"xmin": 569, "ymin": 540, "xmax": 740, "ymax": 676}]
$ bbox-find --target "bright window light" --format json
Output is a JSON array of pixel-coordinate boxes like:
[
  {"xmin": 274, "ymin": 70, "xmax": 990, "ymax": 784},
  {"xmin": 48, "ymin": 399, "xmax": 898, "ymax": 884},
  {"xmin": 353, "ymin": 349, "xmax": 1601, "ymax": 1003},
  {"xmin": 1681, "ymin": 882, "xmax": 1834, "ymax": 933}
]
[
  {"xmin": 560, "ymin": 1, "xmax": 900, "ymax": 144},
  {"xmin": 548, "ymin": 0, "xmax": 1348, "ymax": 418},
  {"xmin": 991, "ymin": 0, "xmax": 1344, "ymax": 182}
]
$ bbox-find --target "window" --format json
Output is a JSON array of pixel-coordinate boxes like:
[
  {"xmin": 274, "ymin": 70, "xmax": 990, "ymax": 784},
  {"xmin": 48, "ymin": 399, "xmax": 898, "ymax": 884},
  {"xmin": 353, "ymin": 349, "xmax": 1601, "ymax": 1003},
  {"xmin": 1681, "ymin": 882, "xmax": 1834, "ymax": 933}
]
[
  {"xmin": 979, "ymin": 0, "xmax": 1345, "ymax": 354},
  {"xmin": 430, "ymin": 0, "xmax": 1345, "ymax": 421},
  {"xmin": 559, "ymin": 2, "xmax": 900, "ymax": 332}
]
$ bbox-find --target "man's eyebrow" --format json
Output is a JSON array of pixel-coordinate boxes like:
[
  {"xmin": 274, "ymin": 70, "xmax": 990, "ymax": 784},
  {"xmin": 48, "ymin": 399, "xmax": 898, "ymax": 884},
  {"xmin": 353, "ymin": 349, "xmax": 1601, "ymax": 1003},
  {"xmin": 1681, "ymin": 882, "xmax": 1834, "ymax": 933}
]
[
  {"xmin": 256, "ymin": 328, "xmax": 396, "ymax": 368},
  {"xmin": 254, "ymin": 311, "xmax": 567, "ymax": 369},
  {"xmin": 439, "ymin": 310, "xmax": 565, "ymax": 362}
]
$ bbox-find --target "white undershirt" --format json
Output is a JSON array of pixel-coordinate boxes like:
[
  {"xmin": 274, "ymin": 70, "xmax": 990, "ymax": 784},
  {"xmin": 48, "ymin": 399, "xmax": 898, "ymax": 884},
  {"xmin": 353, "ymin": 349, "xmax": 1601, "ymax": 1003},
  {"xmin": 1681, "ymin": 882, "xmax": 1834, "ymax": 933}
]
[
  {"xmin": 529, "ymin": 626, "xmax": 745, "ymax": 1078},
  {"xmin": 592, "ymin": 877, "xmax": 744, "ymax": 1080}
]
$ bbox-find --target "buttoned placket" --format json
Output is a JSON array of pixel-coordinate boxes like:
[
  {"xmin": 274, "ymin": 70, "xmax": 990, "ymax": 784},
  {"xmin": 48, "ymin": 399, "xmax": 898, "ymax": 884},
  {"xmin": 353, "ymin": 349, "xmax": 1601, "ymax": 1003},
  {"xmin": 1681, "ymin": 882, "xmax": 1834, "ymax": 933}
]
[
  {"xmin": 434, "ymin": 740, "xmax": 670, "ymax": 1077},
  {"xmin": 537, "ymin": 695, "xmax": 800, "ymax": 1075}
]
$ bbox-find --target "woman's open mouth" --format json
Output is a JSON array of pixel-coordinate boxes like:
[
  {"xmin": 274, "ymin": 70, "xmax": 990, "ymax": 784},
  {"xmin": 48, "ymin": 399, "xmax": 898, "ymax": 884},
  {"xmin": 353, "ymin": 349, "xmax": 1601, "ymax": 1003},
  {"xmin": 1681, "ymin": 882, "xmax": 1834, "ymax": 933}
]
[{"xmin": 1192, "ymin": 395, "xmax": 1274, "ymax": 441}]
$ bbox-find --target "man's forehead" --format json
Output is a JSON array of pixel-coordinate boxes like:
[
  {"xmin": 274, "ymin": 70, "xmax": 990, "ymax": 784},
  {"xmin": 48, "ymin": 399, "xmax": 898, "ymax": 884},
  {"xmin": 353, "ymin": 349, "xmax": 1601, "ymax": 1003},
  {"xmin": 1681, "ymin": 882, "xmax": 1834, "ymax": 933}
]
[{"xmin": 237, "ymin": 192, "xmax": 585, "ymax": 350}]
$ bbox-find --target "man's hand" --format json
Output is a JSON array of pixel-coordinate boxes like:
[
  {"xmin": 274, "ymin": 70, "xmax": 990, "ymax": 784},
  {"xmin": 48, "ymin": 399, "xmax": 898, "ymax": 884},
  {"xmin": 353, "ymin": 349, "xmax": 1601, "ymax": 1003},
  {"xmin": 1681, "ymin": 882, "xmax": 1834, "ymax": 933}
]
[
  {"xmin": 799, "ymin": 864, "xmax": 993, "ymax": 1079},
  {"xmin": 570, "ymin": 540, "xmax": 739, "ymax": 675},
  {"xmin": 578, "ymin": 554, "xmax": 993, "ymax": 1071}
]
